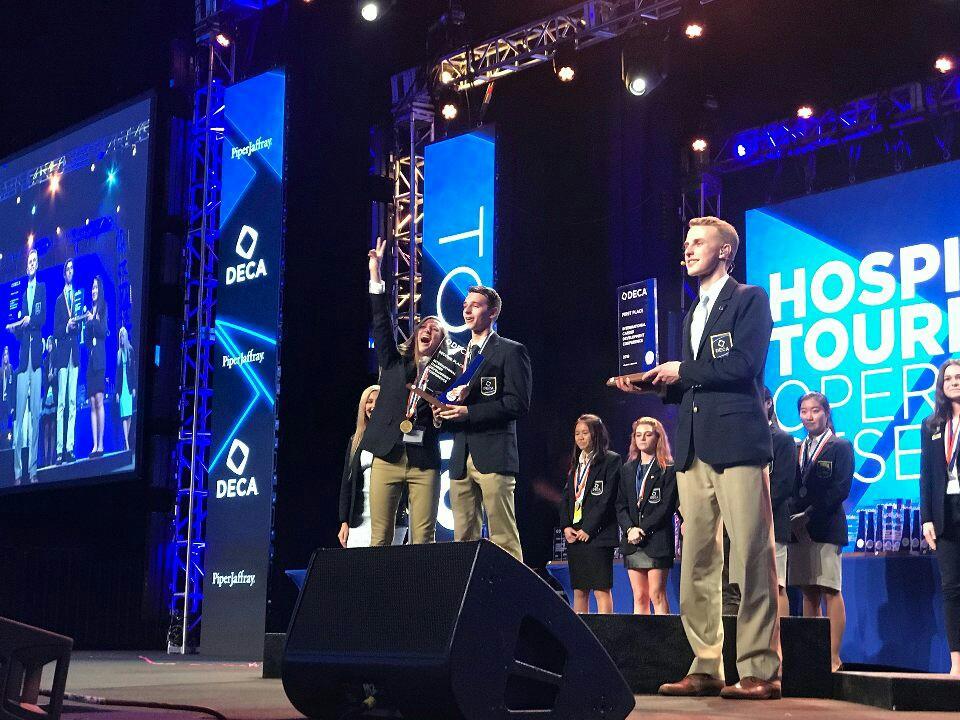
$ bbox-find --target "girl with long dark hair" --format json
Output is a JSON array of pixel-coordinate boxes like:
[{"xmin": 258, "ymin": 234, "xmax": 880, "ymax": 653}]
[{"xmin": 84, "ymin": 275, "xmax": 107, "ymax": 457}]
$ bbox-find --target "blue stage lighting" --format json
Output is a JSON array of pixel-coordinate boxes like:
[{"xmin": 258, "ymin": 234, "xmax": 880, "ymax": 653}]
[
  {"xmin": 737, "ymin": 144, "xmax": 747, "ymax": 157},
  {"xmin": 107, "ymin": 169, "xmax": 118, "ymax": 186}
]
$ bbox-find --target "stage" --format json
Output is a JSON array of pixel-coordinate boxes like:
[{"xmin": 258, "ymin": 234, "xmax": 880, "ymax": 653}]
[{"xmin": 52, "ymin": 652, "xmax": 958, "ymax": 720}]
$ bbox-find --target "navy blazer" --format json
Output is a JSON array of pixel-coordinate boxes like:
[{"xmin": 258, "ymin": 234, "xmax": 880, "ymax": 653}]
[
  {"xmin": 616, "ymin": 458, "xmax": 679, "ymax": 559},
  {"xmin": 558, "ymin": 450, "xmax": 622, "ymax": 547},
  {"xmin": 770, "ymin": 425, "xmax": 799, "ymax": 544},
  {"xmin": 665, "ymin": 277, "xmax": 773, "ymax": 471},
  {"xmin": 14, "ymin": 280, "xmax": 46, "ymax": 371},
  {"xmin": 359, "ymin": 292, "xmax": 440, "ymax": 469},
  {"xmin": 53, "ymin": 287, "xmax": 81, "ymax": 368},
  {"xmin": 792, "ymin": 434, "xmax": 853, "ymax": 546},
  {"xmin": 920, "ymin": 418, "xmax": 956, "ymax": 535},
  {"xmin": 447, "ymin": 333, "xmax": 532, "ymax": 479}
]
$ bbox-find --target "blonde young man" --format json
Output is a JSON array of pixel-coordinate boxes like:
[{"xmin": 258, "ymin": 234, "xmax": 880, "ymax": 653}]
[{"xmin": 615, "ymin": 217, "xmax": 781, "ymax": 699}]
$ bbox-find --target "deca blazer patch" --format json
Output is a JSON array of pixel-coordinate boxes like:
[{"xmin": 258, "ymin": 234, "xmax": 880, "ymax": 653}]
[
  {"xmin": 710, "ymin": 332, "xmax": 732, "ymax": 358},
  {"xmin": 590, "ymin": 480, "xmax": 604, "ymax": 496},
  {"xmin": 816, "ymin": 459, "xmax": 833, "ymax": 478},
  {"xmin": 648, "ymin": 487, "xmax": 662, "ymax": 504},
  {"xmin": 480, "ymin": 377, "xmax": 497, "ymax": 396}
]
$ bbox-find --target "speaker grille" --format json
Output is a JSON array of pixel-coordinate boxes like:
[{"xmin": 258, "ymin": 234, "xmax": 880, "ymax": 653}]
[{"xmin": 287, "ymin": 543, "xmax": 477, "ymax": 656}]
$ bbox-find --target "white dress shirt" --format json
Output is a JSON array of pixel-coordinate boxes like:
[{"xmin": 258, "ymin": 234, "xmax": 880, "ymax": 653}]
[{"xmin": 690, "ymin": 274, "xmax": 728, "ymax": 359}]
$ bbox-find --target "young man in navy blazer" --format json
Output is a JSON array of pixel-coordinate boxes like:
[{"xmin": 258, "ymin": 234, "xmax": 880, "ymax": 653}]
[
  {"xmin": 616, "ymin": 216, "xmax": 780, "ymax": 699},
  {"xmin": 436, "ymin": 286, "xmax": 532, "ymax": 562}
]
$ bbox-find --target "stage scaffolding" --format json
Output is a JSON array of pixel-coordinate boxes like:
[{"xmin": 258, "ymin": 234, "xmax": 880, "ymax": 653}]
[{"xmin": 167, "ymin": 11, "xmax": 235, "ymax": 655}]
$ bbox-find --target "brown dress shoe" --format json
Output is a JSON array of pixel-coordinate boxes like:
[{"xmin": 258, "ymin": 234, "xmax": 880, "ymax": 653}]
[
  {"xmin": 719, "ymin": 677, "xmax": 782, "ymax": 700},
  {"xmin": 658, "ymin": 674, "xmax": 725, "ymax": 696}
]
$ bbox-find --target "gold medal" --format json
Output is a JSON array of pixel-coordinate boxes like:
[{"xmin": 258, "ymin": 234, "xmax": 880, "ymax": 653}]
[{"xmin": 400, "ymin": 419, "xmax": 414, "ymax": 434}]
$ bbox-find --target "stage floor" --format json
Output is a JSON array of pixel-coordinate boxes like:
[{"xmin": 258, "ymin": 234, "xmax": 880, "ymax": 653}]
[{"xmin": 57, "ymin": 651, "xmax": 957, "ymax": 720}]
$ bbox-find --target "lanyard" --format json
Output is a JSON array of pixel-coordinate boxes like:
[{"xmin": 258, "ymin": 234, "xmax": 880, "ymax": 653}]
[
  {"xmin": 404, "ymin": 360, "xmax": 432, "ymax": 421},
  {"xmin": 947, "ymin": 418, "xmax": 960, "ymax": 472},
  {"xmin": 574, "ymin": 454, "xmax": 593, "ymax": 509},
  {"xmin": 800, "ymin": 429, "xmax": 832, "ymax": 470},
  {"xmin": 635, "ymin": 460, "xmax": 655, "ymax": 508}
]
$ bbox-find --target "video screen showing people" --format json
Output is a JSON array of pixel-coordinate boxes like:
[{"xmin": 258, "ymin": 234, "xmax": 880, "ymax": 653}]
[{"xmin": 0, "ymin": 97, "xmax": 151, "ymax": 489}]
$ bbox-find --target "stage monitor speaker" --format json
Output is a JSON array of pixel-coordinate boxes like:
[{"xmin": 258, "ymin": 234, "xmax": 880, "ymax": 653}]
[
  {"xmin": 0, "ymin": 617, "xmax": 72, "ymax": 720},
  {"xmin": 282, "ymin": 540, "xmax": 634, "ymax": 720}
]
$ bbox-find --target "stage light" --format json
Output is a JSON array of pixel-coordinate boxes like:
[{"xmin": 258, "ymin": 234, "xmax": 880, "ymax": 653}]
[
  {"xmin": 440, "ymin": 69, "xmax": 454, "ymax": 85},
  {"xmin": 85, "ymin": 218, "xmax": 90, "ymax": 225},
  {"xmin": 90, "ymin": 163, "xmax": 96, "ymax": 172},
  {"xmin": 627, "ymin": 75, "xmax": 648, "ymax": 96},
  {"xmin": 31, "ymin": 205, "xmax": 37, "ymax": 215},
  {"xmin": 553, "ymin": 41, "xmax": 577, "ymax": 83},
  {"xmin": 691, "ymin": 138, "xmax": 708, "ymax": 152},
  {"xmin": 437, "ymin": 86, "xmax": 460, "ymax": 121},
  {"xmin": 132, "ymin": 145, "xmax": 137, "ymax": 156},
  {"xmin": 15, "ymin": 196, "xmax": 20, "ymax": 205},
  {"xmin": 736, "ymin": 144, "xmax": 747, "ymax": 157},
  {"xmin": 685, "ymin": 23, "xmax": 704, "ymax": 39},
  {"xmin": 360, "ymin": 1, "xmax": 380, "ymax": 21},
  {"xmin": 56, "ymin": 226, "xmax": 61, "ymax": 235},
  {"xmin": 48, "ymin": 173, "xmax": 61, "ymax": 195},
  {"xmin": 107, "ymin": 169, "xmax": 118, "ymax": 186},
  {"xmin": 441, "ymin": 101, "xmax": 458, "ymax": 120},
  {"xmin": 27, "ymin": 233, "xmax": 34, "ymax": 244},
  {"xmin": 797, "ymin": 105, "xmax": 814, "ymax": 119},
  {"xmin": 935, "ymin": 55, "xmax": 955, "ymax": 74},
  {"xmin": 215, "ymin": 33, "xmax": 231, "ymax": 47},
  {"xmin": 116, "ymin": 205, "xmax": 121, "ymax": 213}
]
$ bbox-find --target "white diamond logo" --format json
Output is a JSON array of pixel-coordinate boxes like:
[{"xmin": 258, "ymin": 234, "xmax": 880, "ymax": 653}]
[
  {"xmin": 235, "ymin": 225, "xmax": 258, "ymax": 260},
  {"xmin": 226, "ymin": 439, "xmax": 250, "ymax": 475}
]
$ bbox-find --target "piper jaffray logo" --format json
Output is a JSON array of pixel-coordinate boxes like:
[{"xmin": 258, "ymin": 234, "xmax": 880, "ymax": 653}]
[
  {"xmin": 212, "ymin": 570, "xmax": 256, "ymax": 588},
  {"xmin": 230, "ymin": 136, "xmax": 273, "ymax": 160}
]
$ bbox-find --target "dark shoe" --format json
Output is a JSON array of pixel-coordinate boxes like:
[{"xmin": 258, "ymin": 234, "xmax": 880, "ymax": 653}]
[
  {"xmin": 719, "ymin": 677, "xmax": 781, "ymax": 700},
  {"xmin": 65, "ymin": 451, "xmax": 75, "ymax": 463},
  {"xmin": 659, "ymin": 674, "xmax": 724, "ymax": 697},
  {"xmin": 55, "ymin": 454, "xmax": 62, "ymax": 465}
]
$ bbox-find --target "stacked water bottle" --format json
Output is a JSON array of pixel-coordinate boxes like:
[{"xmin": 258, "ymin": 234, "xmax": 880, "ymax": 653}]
[{"xmin": 853, "ymin": 499, "xmax": 930, "ymax": 554}]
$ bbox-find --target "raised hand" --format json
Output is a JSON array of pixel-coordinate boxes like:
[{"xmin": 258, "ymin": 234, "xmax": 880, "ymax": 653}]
[{"xmin": 368, "ymin": 236, "xmax": 386, "ymax": 283}]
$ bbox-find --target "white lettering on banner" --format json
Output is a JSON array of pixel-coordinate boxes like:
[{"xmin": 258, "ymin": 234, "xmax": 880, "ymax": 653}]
[
  {"xmin": 223, "ymin": 349, "xmax": 266, "ymax": 369},
  {"xmin": 621, "ymin": 287, "xmax": 648, "ymax": 301},
  {"xmin": 230, "ymin": 136, "xmax": 273, "ymax": 160},
  {"xmin": 438, "ymin": 205, "xmax": 484, "ymax": 257},
  {"xmin": 211, "ymin": 571, "xmax": 256, "ymax": 588},
  {"xmin": 226, "ymin": 439, "xmax": 250, "ymax": 475},
  {"xmin": 226, "ymin": 225, "xmax": 268, "ymax": 285},
  {"xmin": 216, "ymin": 477, "xmax": 259, "ymax": 498}
]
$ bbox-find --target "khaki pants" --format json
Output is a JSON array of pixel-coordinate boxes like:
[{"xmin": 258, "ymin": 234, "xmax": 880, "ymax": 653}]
[
  {"xmin": 450, "ymin": 454, "xmax": 523, "ymax": 562},
  {"xmin": 370, "ymin": 451, "xmax": 439, "ymax": 545},
  {"xmin": 677, "ymin": 458, "xmax": 781, "ymax": 681}
]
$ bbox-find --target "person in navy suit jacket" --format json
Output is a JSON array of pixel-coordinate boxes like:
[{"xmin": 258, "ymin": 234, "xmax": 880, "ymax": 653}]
[
  {"xmin": 789, "ymin": 391, "xmax": 852, "ymax": 672},
  {"xmin": 920, "ymin": 358, "xmax": 960, "ymax": 677},
  {"xmin": 615, "ymin": 216, "xmax": 780, "ymax": 700},
  {"xmin": 558, "ymin": 414, "xmax": 621, "ymax": 613},
  {"xmin": 616, "ymin": 416, "xmax": 678, "ymax": 615}
]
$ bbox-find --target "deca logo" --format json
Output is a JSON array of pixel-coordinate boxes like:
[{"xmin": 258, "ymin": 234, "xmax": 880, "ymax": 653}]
[
  {"xmin": 218, "ymin": 438, "xmax": 259, "ymax": 499},
  {"xmin": 225, "ymin": 225, "xmax": 267, "ymax": 285}
]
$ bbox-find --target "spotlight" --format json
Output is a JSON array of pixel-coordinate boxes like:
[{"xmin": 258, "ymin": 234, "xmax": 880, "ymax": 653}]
[
  {"xmin": 359, "ymin": 1, "xmax": 381, "ymax": 21},
  {"xmin": 27, "ymin": 233, "xmax": 34, "ymax": 244},
  {"xmin": 736, "ymin": 144, "xmax": 747, "ymax": 157},
  {"xmin": 48, "ymin": 173, "xmax": 61, "ymax": 195},
  {"xmin": 621, "ymin": 38, "xmax": 667, "ymax": 98},
  {"xmin": 691, "ymin": 138, "xmax": 708, "ymax": 153},
  {"xmin": 935, "ymin": 55, "xmax": 955, "ymax": 74},
  {"xmin": 215, "ymin": 33, "xmax": 231, "ymax": 47},
  {"xmin": 553, "ymin": 41, "xmax": 577, "ymax": 83},
  {"xmin": 90, "ymin": 163, "xmax": 96, "ymax": 171},
  {"xmin": 437, "ymin": 86, "xmax": 459, "ymax": 121},
  {"xmin": 132, "ymin": 145, "xmax": 137, "ymax": 156},
  {"xmin": 107, "ymin": 169, "xmax": 118, "ymax": 186},
  {"xmin": 440, "ymin": 69, "xmax": 454, "ymax": 85},
  {"xmin": 796, "ymin": 105, "xmax": 814, "ymax": 119},
  {"xmin": 627, "ymin": 76, "xmax": 648, "ymax": 96},
  {"xmin": 684, "ymin": 23, "xmax": 704, "ymax": 39},
  {"xmin": 56, "ymin": 226, "xmax": 61, "ymax": 235},
  {"xmin": 16, "ymin": 196, "xmax": 20, "ymax": 204}
]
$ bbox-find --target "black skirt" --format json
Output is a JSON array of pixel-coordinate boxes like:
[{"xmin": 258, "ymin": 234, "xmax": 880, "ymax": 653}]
[{"xmin": 567, "ymin": 542, "xmax": 614, "ymax": 591}]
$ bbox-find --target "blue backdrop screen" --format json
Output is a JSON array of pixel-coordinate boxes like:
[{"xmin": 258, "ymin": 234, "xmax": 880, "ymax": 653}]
[{"xmin": 746, "ymin": 160, "xmax": 960, "ymax": 545}]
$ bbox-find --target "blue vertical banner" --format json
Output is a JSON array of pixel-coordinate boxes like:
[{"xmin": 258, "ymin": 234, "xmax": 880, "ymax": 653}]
[
  {"xmin": 617, "ymin": 278, "xmax": 658, "ymax": 375},
  {"xmin": 202, "ymin": 69, "xmax": 285, "ymax": 658},
  {"xmin": 422, "ymin": 127, "xmax": 496, "ymax": 537},
  {"xmin": 746, "ymin": 160, "xmax": 960, "ymax": 548}
]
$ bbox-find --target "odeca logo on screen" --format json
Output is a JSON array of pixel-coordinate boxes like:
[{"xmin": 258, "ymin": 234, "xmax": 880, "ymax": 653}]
[
  {"xmin": 225, "ymin": 225, "xmax": 267, "ymax": 285},
  {"xmin": 216, "ymin": 438, "xmax": 259, "ymax": 498}
]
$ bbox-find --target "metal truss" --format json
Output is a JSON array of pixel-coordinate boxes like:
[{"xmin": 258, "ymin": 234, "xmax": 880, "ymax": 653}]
[
  {"xmin": 390, "ymin": 69, "xmax": 434, "ymax": 339},
  {"xmin": 678, "ymin": 170, "xmax": 721, "ymax": 311},
  {"xmin": 0, "ymin": 121, "xmax": 150, "ymax": 203},
  {"xmin": 715, "ymin": 72, "xmax": 960, "ymax": 173},
  {"xmin": 435, "ymin": 0, "xmax": 714, "ymax": 90},
  {"xmin": 168, "ymin": 32, "xmax": 235, "ymax": 655}
]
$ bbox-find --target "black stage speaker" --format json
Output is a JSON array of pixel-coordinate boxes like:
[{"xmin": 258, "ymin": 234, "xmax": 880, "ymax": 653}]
[
  {"xmin": 0, "ymin": 617, "xmax": 72, "ymax": 720},
  {"xmin": 282, "ymin": 540, "xmax": 634, "ymax": 720}
]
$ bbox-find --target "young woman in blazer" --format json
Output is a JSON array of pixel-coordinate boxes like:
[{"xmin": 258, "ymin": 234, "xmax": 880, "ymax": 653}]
[
  {"xmin": 920, "ymin": 358, "xmax": 960, "ymax": 676},
  {"xmin": 616, "ymin": 416, "xmax": 679, "ymax": 614},
  {"xmin": 338, "ymin": 385, "xmax": 408, "ymax": 548},
  {"xmin": 789, "ymin": 391, "xmax": 853, "ymax": 672},
  {"xmin": 559, "ymin": 414, "xmax": 622, "ymax": 613}
]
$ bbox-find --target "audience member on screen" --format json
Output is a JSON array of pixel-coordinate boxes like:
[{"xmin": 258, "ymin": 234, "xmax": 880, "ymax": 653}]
[
  {"xmin": 920, "ymin": 358, "xmax": 960, "ymax": 677},
  {"xmin": 363, "ymin": 238, "xmax": 445, "ymax": 545},
  {"xmin": 558, "ymin": 414, "xmax": 621, "ymax": 614},
  {"xmin": 338, "ymin": 384, "xmax": 408, "ymax": 548},
  {"xmin": 84, "ymin": 275, "xmax": 107, "ymax": 459},
  {"xmin": 117, "ymin": 325, "xmax": 135, "ymax": 451},
  {"xmin": 9, "ymin": 247, "xmax": 46, "ymax": 484},
  {"xmin": 789, "ymin": 391, "xmax": 852, "ymax": 672},
  {"xmin": 54, "ymin": 258, "xmax": 81, "ymax": 464},
  {"xmin": 616, "ymin": 416, "xmax": 678, "ymax": 615}
]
